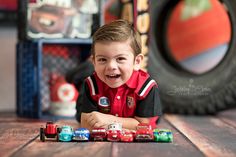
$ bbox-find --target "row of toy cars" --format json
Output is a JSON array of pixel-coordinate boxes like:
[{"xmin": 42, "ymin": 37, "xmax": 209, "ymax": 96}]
[{"xmin": 40, "ymin": 121, "xmax": 173, "ymax": 142}]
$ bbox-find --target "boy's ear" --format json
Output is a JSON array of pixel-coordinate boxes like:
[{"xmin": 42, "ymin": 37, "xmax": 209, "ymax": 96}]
[
  {"xmin": 90, "ymin": 55, "xmax": 95, "ymax": 65},
  {"xmin": 134, "ymin": 54, "xmax": 144, "ymax": 70}
]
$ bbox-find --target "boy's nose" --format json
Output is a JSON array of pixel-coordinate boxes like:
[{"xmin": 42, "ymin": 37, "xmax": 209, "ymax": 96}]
[{"xmin": 107, "ymin": 60, "xmax": 118, "ymax": 70}]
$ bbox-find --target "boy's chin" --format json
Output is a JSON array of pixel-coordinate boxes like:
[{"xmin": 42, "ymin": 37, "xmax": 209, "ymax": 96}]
[{"xmin": 106, "ymin": 82, "xmax": 124, "ymax": 88}]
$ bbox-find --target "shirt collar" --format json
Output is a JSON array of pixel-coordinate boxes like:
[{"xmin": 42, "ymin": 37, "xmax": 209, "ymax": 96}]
[
  {"xmin": 94, "ymin": 70, "xmax": 139, "ymax": 89},
  {"xmin": 125, "ymin": 70, "xmax": 139, "ymax": 89}
]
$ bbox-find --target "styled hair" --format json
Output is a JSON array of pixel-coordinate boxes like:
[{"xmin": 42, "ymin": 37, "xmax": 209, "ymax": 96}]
[{"xmin": 91, "ymin": 19, "xmax": 142, "ymax": 57}]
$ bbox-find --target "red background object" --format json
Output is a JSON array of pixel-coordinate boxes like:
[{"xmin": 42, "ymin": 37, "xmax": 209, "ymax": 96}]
[{"xmin": 167, "ymin": 0, "xmax": 231, "ymax": 61}]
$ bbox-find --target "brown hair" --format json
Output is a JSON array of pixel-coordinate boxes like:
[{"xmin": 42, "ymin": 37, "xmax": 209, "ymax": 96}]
[{"xmin": 91, "ymin": 19, "xmax": 142, "ymax": 57}]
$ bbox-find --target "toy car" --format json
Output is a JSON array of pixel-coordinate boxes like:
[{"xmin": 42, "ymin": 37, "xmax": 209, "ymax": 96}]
[
  {"xmin": 90, "ymin": 127, "xmax": 107, "ymax": 141},
  {"xmin": 120, "ymin": 130, "xmax": 135, "ymax": 142},
  {"xmin": 153, "ymin": 129, "xmax": 173, "ymax": 142},
  {"xmin": 58, "ymin": 125, "xmax": 73, "ymax": 142},
  {"xmin": 107, "ymin": 123, "xmax": 122, "ymax": 142},
  {"xmin": 40, "ymin": 121, "xmax": 60, "ymax": 142},
  {"xmin": 135, "ymin": 123, "xmax": 154, "ymax": 141},
  {"xmin": 73, "ymin": 128, "xmax": 90, "ymax": 141}
]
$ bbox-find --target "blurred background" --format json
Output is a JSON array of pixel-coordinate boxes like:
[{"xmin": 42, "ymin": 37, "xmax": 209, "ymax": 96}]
[
  {"xmin": 0, "ymin": 0, "xmax": 235, "ymax": 116},
  {"xmin": 0, "ymin": 0, "xmax": 17, "ymax": 111}
]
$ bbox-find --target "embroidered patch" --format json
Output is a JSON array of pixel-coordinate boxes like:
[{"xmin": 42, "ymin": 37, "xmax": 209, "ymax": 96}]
[
  {"xmin": 126, "ymin": 96, "xmax": 134, "ymax": 108},
  {"xmin": 98, "ymin": 96, "xmax": 110, "ymax": 113}
]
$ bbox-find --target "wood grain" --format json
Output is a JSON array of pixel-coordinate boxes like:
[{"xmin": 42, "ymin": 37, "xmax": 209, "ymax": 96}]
[
  {"xmin": 1, "ymin": 110, "xmax": 236, "ymax": 157},
  {"xmin": 165, "ymin": 114, "xmax": 236, "ymax": 157},
  {"xmin": 111, "ymin": 118, "xmax": 204, "ymax": 157},
  {"xmin": 11, "ymin": 140, "xmax": 112, "ymax": 157},
  {"xmin": 0, "ymin": 121, "xmax": 44, "ymax": 157},
  {"xmin": 218, "ymin": 109, "xmax": 236, "ymax": 128},
  {"xmin": 11, "ymin": 119, "xmax": 112, "ymax": 157}
]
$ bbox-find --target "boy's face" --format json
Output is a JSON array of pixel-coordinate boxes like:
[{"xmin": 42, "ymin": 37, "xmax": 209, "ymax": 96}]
[{"xmin": 93, "ymin": 40, "xmax": 143, "ymax": 88}]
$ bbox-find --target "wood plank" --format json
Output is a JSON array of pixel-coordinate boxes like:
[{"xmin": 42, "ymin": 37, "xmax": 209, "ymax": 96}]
[
  {"xmin": 111, "ymin": 118, "xmax": 204, "ymax": 157},
  {"xmin": 217, "ymin": 109, "xmax": 236, "ymax": 128},
  {"xmin": 0, "ymin": 121, "xmax": 44, "ymax": 157},
  {"xmin": 11, "ymin": 120, "xmax": 112, "ymax": 157},
  {"xmin": 165, "ymin": 114, "xmax": 236, "ymax": 157},
  {"xmin": 11, "ymin": 141, "xmax": 112, "ymax": 157}
]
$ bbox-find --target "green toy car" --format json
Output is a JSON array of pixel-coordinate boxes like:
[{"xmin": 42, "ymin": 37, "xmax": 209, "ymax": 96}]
[{"xmin": 153, "ymin": 129, "xmax": 173, "ymax": 142}]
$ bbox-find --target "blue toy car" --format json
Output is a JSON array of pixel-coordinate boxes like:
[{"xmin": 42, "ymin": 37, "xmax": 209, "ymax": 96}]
[
  {"xmin": 58, "ymin": 126, "xmax": 73, "ymax": 142},
  {"xmin": 73, "ymin": 128, "xmax": 90, "ymax": 141}
]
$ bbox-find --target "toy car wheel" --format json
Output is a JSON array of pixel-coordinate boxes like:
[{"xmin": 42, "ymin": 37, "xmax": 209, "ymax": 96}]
[
  {"xmin": 56, "ymin": 128, "xmax": 61, "ymax": 142},
  {"xmin": 40, "ymin": 128, "xmax": 45, "ymax": 142},
  {"xmin": 56, "ymin": 133, "xmax": 60, "ymax": 142},
  {"xmin": 57, "ymin": 127, "xmax": 61, "ymax": 133}
]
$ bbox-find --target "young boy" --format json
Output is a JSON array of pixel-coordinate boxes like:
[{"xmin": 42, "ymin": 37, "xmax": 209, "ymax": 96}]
[{"xmin": 76, "ymin": 19, "xmax": 162, "ymax": 130}]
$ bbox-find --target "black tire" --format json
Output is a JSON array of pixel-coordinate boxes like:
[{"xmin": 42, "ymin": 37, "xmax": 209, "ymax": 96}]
[
  {"xmin": 149, "ymin": 0, "xmax": 236, "ymax": 114},
  {"xmin": 40, "ymin": 128, "xmax": 45, "ymax": 142},
  {"xmin": 56, "ymin": 128, "xmax": 61, "ymax": 142},
  {"xmin": 57, "ymin": 127, "xmax": 61, "ymax": 133},
  {"xmin": 56, "ymin": 133, "xmax": 60, "ymax": 142}
]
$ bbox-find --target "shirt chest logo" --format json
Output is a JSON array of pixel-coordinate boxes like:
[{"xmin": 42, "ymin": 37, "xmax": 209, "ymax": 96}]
[
  {"xmin": 126, "ymin": 96, "xmax": 135, "ymax": 108},
  {"xmin": 98, "ymin": 96, "xmax": 110, "ymax": 113}
]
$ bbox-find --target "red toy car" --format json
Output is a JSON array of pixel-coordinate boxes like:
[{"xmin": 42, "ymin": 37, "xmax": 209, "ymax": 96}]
[
  {"xmin": 106, "ymin": 123, "xmax": 122, "ymax": 142},
  {"xmin": 120, "ymin": 130, "xmax": 136, "ymax": 142},
  {"xmin": 40, "ymin": 121, "xmax": 60, "ymax": 142},
  {"xmin": 90, "ymin": 127, "xmax": 107, "ymax": 141},
  {"xmin": 135, "ymin": 123, "xmax": 154, "ymax": 141}
]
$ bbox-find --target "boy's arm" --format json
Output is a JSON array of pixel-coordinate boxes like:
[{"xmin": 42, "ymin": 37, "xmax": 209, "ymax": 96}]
[
  {"xmin": 80, "ymin": 113, "xmax": 93, "ymax": 131},
  {"xmin": 76, "ymin": 80, "xmax": 98, "ymax": 124},
  {"xmin": 136, "ymin": 86, "xmax": 162, "ymax": 124},
  {"xmin": 81, "ymin": 111, "xmax": 159, "ymax": 130},
  {"xmin": 81, "ymin": 111, "xmax": 140, "ymax": 130}
]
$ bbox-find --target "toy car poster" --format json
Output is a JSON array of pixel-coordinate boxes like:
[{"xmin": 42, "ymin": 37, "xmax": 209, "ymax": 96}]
[{"xmin": 27, "ymin": 0, "xmax": 99, "ymax": 39}]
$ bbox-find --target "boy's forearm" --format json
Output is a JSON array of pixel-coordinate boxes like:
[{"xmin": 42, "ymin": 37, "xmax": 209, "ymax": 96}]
[
  {"xmin": 80, "ymin": 111, "xmax": 158, "ymax": 130},
  {"xmin": 80, "ymin": 111, "xmax": 140, "ymax": 130},
  {"xmin": 109, "ymin": 116, "xmax": 140, "ymax": 130}
]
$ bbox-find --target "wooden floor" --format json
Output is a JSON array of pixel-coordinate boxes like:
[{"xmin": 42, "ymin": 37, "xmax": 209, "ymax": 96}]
[{"xmin": 0, "ymin": 109, "xmax": 236, "ymax": 157}]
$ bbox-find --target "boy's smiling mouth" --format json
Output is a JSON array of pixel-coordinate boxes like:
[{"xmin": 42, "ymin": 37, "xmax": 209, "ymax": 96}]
[{"xmin": 106, "ymin": 74, "xmax": 121, "ymax": 79}]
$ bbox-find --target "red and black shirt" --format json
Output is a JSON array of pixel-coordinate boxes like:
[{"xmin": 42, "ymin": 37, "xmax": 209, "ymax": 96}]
[{"xmin": 76, "ymin": 70, "xmax": 162, "ymax": 126}]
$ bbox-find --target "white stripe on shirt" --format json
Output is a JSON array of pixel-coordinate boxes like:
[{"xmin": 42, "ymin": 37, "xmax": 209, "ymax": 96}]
[
  {"xmin": 87, "ymin": 77, "xmax": 95, "ymax": 95},
  {"xmin": 139, "ymin": 79, "xmax": 156, "ymax": 97}
]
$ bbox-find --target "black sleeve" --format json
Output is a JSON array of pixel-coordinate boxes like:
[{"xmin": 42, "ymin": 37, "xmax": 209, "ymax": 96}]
[
  {"xmin": 75, "ymin": 81, "xmax": 98, "ymax": 122},
  {"xmin": 136, "ymin": 87, "xmax": 162, "ymax": 117}
]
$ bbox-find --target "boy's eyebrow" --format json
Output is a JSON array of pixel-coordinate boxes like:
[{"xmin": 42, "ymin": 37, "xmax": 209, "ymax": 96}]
[
  {"xmin": 95, "ymin": 55, "xmax": 106, "ymax": 58},
  {"xmin": 95, "ymin": 54, "xmax": 129, "ymax": 58}
]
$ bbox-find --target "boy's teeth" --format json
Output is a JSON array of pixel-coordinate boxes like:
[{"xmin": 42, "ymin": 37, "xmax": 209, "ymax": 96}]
[{"xmin": 107, "ymin": 74, "xmax": 120, "ymax": 78}]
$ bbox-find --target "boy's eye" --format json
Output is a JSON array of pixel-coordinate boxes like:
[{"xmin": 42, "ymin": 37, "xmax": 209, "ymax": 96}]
[
  {"xmin": 97, "ymin": 58, "xmax": 107, "ymax": 62},
  {"xmin": 117, "ymin": 57, "xmax": 126, "ymax": 62}
]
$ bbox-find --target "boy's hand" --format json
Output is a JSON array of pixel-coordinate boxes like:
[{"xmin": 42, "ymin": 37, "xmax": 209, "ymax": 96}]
[{"xmin": 86, "ymin": 111, "xmax": 114, "ymax": 129}]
